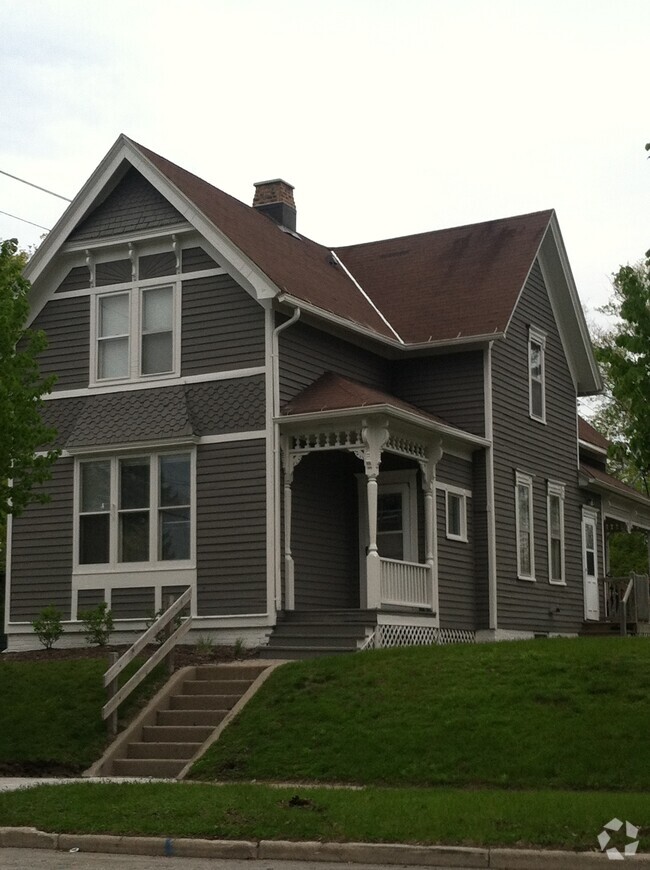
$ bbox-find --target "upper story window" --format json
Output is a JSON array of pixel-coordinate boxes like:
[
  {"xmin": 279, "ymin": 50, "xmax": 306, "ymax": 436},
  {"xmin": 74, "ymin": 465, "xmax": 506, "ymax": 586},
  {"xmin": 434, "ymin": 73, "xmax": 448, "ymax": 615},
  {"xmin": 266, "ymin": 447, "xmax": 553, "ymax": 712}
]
[
  {"xmin": 528, "ymin": 327, "xmax": 546, "ymax": 422},
  {"xmin": 93, "ymin": 284, "xmax": 178, "ymax": 384}
]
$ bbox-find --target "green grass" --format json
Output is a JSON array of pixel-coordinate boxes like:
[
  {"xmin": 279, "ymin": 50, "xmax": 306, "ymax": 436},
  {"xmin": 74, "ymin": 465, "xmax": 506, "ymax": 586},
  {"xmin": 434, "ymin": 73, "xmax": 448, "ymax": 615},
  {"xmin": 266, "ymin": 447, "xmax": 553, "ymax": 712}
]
[
  {"xmin": 189, "ymin": 638, "xmax": 650, "ymax": 790},
  {"xmin": 0, "ymin": 658, "xmax": 165, "ymax": 773},
  {"xmin": 0, "ymin": 781, "xmax": 648, "ymax": 851}
]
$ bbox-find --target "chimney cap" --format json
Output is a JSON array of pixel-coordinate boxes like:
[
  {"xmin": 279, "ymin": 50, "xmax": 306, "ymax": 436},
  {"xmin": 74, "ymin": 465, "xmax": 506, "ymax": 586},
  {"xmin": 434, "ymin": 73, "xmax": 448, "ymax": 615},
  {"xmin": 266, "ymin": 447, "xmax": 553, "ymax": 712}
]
[{"xmin": 253, "ymin": 178, "xmax": 294, "ymax": 190}]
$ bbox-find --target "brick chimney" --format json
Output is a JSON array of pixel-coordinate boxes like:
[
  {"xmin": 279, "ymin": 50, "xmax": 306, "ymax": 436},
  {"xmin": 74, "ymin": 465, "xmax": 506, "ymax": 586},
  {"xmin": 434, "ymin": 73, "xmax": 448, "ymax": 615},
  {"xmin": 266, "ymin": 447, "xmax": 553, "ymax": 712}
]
[{"xmin": 253, "ymin": 179, "xmax": 296, "ymax": 232}]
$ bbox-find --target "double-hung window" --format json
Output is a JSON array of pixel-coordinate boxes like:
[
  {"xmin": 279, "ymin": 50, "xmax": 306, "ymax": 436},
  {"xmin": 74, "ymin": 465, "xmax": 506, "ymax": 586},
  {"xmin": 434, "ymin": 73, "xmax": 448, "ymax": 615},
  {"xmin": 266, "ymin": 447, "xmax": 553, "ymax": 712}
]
[
  {"xmin": 93, "ymin": 284, "xmax": 178, "ymax": 383},
  {"xmin": 445, "ymin": 488, "xmax": 468, "ymax": 542},
  {"xmin": 547, "ymin": 481, "xmax": 565, "ymax": 584},
  {"xmin": 528, "ymin": 327, "xmax": 546, "ymax": 422},
  {"xmin": 78, "ymin": 452, "xmax": 193, "ymax": 568},
  {"xmin": 515, "ymin": 471, "xmax": 535, "ymax": 580}
]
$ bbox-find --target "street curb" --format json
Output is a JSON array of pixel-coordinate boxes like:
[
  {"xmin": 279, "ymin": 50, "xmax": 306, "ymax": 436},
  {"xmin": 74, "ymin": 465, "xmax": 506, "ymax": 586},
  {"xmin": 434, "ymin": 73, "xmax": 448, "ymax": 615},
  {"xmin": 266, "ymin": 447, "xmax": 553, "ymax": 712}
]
[{"xmin": 3, "ymin": 828, "xmax": 650, "ymax": 866}]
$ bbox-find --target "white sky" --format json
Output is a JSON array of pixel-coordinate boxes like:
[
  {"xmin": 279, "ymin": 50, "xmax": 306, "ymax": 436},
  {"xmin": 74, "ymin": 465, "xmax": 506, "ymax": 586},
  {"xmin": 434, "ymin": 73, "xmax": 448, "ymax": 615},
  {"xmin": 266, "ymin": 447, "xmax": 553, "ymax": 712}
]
[{"xmin": 0, "ymin": 0, "xmax": 648, "ymax": 320}]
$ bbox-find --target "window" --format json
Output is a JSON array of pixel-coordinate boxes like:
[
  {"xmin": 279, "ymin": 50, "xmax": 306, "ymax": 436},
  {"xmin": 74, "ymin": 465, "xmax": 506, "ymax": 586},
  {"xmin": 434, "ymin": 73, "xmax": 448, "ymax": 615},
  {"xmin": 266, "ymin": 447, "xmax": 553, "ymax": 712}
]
[
  {"xmin": 445, "ymin": 488, "xmax": 468, "ymax": 542},
  {"xmin": 515, "ymin": 472, "xmax": 535, "ymax": 580},
  {"xmin": 93, "ymin": 284, "xmax": 178, "ymax": 383},
  {"xmin": 77, "ymin": 452, "xmax": 193, "ymax": 567},
  {"xmin": 528, "ymin": 327, "xmax": 546, "ymax": 422},
  {"xmin": 547, "ymin": 482, "xmax": 565, "ymax": 584}
]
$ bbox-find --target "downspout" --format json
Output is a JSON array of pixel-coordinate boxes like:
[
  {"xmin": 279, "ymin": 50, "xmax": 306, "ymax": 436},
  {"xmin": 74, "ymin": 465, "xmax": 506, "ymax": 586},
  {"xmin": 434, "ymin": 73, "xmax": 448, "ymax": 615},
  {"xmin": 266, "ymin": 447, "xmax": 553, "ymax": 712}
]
[
  {"xmin": 272, "ymin": 307, "xmax": 301, "ymax": 610},
  {"xmin": 485, "ymin": 340, "xmax": 498, "ymax": 630}
]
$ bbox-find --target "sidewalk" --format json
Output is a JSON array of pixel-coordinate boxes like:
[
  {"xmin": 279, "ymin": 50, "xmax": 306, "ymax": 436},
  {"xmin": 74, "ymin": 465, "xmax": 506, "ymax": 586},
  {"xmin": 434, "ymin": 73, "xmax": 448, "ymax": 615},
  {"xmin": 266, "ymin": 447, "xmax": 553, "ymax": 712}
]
[{"xmin": 0, "ymin": 777, "xmax": 171, "ymax": 792}]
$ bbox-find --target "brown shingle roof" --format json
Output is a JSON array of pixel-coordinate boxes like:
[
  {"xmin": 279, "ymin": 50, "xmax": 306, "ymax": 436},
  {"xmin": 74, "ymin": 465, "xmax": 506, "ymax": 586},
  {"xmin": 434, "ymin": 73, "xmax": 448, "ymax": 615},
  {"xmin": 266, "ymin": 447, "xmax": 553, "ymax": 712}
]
[
  {"xmin": 282, "ymin": 371, "xmax": 453, "ymax": 429},
  {"xmin": 334, "ymin": 211, "xmax": 553, "ymax": 344},
  {"xmin": 132, "ymin": 139, "xmax": 554, "ymax": 348},
  {"xmin": 578, "ymin": 416, "xmax": 610, "ymax": 451},
  {"xmin": 580, "ymin": 462, "xmax": 650, "ymax": 504},
  {"xmin": 131, "ymin": 140, "xmax": 395, "ymax": 341}
]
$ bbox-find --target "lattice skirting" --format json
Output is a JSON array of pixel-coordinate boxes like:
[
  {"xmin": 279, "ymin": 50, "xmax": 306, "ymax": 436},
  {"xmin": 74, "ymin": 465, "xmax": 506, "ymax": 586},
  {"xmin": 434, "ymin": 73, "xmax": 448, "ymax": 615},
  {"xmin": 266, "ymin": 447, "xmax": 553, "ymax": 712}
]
[{"xmin": 362, "ymin": 624, "xmax": 475, "ymax": 650}]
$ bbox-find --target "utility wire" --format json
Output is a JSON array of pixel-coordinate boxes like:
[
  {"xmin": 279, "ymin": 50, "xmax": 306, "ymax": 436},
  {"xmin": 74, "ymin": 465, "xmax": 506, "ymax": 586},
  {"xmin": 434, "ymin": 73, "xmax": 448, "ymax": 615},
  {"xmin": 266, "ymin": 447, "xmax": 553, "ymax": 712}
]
[
  {"xmin": 0, "ymin": 209, "xmax": 50, "ymax": 231},
  {"xmin": 0, "ymin": 169, "xmax": 72, "ymax": 202}
]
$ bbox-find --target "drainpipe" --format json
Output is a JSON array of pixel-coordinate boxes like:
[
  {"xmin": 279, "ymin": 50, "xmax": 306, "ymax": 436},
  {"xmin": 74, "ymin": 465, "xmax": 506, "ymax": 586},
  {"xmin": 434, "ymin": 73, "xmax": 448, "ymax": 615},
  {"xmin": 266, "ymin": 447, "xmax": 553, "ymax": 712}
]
[{"xmin": 272, "ymin": 307, "xmax": 301, "ymax": 610}]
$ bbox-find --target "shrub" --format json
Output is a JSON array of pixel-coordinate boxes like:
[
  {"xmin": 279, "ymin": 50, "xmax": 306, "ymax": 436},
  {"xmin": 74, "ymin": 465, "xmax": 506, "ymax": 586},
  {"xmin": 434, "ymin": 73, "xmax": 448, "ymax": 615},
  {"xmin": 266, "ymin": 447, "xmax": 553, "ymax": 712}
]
[
  {"xmin": 31, "ymin": 606, "xmax": 64, "ymax": 650},
  {"xmin": 79, "ymin": 602, "xmax": 114, "ymax": 647}
]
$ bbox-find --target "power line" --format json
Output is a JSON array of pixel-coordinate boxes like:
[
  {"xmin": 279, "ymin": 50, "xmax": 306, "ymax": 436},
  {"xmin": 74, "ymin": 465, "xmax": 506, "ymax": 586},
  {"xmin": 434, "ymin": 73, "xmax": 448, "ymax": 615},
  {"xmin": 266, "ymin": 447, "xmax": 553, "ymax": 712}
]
[
  {"xmin": 0, "ymin": 209, "xmax": 50, "ymax": 231},
  {"xmin": 0, "ymin": 169, "xmax": 72, "ymax": 202}
]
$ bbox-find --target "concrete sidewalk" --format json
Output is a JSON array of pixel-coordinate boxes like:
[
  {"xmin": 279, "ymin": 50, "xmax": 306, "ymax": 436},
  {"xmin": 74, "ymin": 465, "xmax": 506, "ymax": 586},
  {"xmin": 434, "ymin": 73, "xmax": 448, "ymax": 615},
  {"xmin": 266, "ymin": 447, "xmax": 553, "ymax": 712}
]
[{"xmin": 0, "ymin": 777, "xmax": 172, "ymax": 792}]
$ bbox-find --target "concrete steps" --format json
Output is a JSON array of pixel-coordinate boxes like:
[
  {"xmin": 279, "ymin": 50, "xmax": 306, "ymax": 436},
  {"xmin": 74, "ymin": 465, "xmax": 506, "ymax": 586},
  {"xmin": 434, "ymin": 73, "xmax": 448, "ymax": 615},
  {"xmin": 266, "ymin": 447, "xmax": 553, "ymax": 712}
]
[{"xmin": 94, "ymin": 662, "xmax": 269, "ymax": 778}]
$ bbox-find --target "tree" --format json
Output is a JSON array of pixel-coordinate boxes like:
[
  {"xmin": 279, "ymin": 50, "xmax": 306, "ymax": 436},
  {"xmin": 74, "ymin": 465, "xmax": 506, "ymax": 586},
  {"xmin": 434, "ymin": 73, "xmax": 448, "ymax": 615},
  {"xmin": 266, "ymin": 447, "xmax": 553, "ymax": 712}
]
[
  {"xmin": 0, "ymin": 238, "xmax": 58, "ymax": 528},
  {"xmin": 593, "ymin": 251, "xmax": 650, "ymax": 496}
]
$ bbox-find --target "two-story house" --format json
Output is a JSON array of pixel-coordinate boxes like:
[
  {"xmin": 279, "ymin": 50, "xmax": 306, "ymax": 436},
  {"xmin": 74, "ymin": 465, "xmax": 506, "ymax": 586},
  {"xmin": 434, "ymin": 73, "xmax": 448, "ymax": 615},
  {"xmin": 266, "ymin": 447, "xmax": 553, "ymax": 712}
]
[{"xmin": 5, "ymin": 134, "xmax": 650, "ymax": 654}]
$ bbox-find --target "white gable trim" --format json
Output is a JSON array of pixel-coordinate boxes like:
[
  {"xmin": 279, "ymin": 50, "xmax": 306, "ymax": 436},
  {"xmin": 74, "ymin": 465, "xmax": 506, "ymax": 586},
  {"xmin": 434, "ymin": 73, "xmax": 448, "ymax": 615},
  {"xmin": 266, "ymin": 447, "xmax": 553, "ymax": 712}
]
[{"xmin": 25, "ymin": 135, "xmax": 280, "ymax": 322}]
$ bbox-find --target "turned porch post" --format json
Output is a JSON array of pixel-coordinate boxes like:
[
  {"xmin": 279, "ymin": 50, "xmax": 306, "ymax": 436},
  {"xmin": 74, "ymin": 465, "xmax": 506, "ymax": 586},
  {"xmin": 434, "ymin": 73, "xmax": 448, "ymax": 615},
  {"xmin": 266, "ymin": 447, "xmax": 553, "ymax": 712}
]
[
  {"xmin": 359, "ymin": 420, "xmax": 390, "ymax": 610},
  {"xmin": 281, "ymin": 438, "xmax": 303, "ymax": 611},
  {"xmin": 420, "ymin": 439, "xmax": 443, "ymax": 616}
]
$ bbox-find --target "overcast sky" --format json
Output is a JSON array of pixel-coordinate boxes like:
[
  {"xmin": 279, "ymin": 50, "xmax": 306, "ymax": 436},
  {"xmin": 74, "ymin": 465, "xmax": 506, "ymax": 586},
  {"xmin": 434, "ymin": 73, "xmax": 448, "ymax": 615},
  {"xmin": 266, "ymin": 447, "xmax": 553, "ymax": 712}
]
[{"xmin": 1, "ymin": 0, "xmax": 647, "ymax": 321}]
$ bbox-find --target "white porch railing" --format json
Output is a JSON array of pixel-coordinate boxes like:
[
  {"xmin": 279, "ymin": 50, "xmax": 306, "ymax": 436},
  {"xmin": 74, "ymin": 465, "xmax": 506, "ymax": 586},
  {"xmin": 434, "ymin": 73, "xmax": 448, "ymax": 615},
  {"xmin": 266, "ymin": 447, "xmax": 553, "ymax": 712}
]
[{"xmin": 380, "ymin": 557, "xmax": 432, "ymax": 609}]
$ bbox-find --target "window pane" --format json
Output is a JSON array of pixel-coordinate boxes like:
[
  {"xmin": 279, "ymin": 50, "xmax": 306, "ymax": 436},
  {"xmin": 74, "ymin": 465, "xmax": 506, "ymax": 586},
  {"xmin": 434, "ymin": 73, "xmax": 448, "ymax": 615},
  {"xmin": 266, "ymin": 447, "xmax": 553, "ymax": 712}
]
[
  {"xmin": 160, "ymin": 507, "xmax": 190, "ymax": 560},
  {"xmin": 120, "ymin": 458, "xmax": 150, "ymax": 509},
  {"xmin": 377, "ymin": 531, "xmax": 404, "ymax": 560},
  {"xmin": 99, "ymin": 294, "xmax": 129, "ymax": 337},
  {"xmin": 585, "ymin": 524, "xmax": 595, "ymax": 551},
  {"xmin": 519, "ymin": 531, "xmax": 531, "ymax": 575},
  {"xmin": 160, "ymin": 455, "xmax": 191, "ymax": 507},
  {"xmin": 448, "ymin": 493, "xmax": 462, "ymax": 537},
  {"xmin": 81, "ymin": 461, "xmax": 110, "ymax": 513},
  {"xmin": 517, "ymin": 484, "xmax": 530, "ymax": 531},
  {"xmin": 377, "ymin": 493, "xmax": 403, "ymax": 533},
  {"xmin": 531, "ymin": 379, "xmax": 543, "ymax": 418},
  {"xmin": 80, "ymin": 514, "xmax": 110, "ymax": 564},
  {"xmin": 143, "ymin": 287, "xmax": 173, "ymax": 332},
  {"xmin": 550, "ymin": 496, "xmax": 561, "ymax": 537},
  {"xmin": 530, "ymin": 342, "xmax": 542, "ymax": 380},
  {"xmin": 98, "ymin": 336, "xmax": 129, "ymax": 379},
  {"xmin": 586, "ymin": 551, "xmax": 596, "ymax": 576},
  {"xmin": 120, "ymin": 512, "xmax": 149, "ymax": 562},
  {"xmin": 141, "ymin": 331, "xmax": 173, "ymax": 375},
  {"xmin": 551, "ymin": 539, "xmax": 562, "ymax": 580}
]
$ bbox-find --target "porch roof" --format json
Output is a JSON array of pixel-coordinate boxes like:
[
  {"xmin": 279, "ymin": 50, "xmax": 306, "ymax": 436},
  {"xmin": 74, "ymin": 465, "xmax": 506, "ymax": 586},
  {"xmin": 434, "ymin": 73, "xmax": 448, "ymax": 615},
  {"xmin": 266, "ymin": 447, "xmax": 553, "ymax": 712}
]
[
  {"xmin": 580, "ymin": 463, "xmax": 650, "ymax": 531},
  {"xmin": 279, "ymin": 372, "xmax": 489, "ymax": 451}
]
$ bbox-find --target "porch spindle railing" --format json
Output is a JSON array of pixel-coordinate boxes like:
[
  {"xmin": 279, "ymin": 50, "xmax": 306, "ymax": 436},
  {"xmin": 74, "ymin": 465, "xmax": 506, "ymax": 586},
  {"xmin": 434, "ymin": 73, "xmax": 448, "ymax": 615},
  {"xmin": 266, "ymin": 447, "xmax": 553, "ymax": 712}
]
[
  {"xmin": 602, "ymin": 574, "xmax": 650, "ymax": 636},
  {"xmin": 380, "ymin": 557, "xmax": 432, "ymax": 609}
]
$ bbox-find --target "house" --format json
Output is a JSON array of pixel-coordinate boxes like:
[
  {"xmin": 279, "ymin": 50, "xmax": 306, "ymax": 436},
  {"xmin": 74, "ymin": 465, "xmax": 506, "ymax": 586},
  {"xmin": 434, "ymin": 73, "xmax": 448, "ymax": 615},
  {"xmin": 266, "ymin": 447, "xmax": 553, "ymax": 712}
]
[{"xmin": 5, "ymin": 134, "xmax": 650, "ymax": 654}]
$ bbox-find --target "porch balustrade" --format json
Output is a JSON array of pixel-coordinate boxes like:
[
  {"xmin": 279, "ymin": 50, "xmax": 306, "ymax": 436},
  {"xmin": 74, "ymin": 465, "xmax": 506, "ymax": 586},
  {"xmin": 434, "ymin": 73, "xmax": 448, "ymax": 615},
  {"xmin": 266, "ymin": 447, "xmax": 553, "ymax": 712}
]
[{"xmin": 380, "ymin": 557, "xmax": 432, "ymax": 609}]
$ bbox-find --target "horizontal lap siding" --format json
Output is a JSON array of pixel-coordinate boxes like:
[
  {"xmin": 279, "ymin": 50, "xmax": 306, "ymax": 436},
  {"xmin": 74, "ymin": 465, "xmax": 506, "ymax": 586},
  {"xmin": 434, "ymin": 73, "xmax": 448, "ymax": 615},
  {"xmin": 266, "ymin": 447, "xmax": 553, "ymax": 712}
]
[
  {"xmin": 196, "ymin": 442, "xmax": 267, "ymax": 616},
  {"xmin": 111, "ymin": 587, "xmax": 155, "ymax": 619},
  {"xmin": 437, "ymin": 456, "xmax": 475, "ymax": 629},
  {"xmin": 391, "ymin": 352, "xmax": 485, "ymax": 436},
  {"xmin": 279, "ymin": 321, "xmax": 389, "ymax": 404},
  {"xmin": 10, "ymin": 458, "xmax": 73, "ymax": 621},
  {"xmin": 31, "ymin": 297, "xmax": 90, "ymax": 391},
  {"xmin": 182, "ymin": 276, "xmax": 265, "ymax": 375},
  {"xmin": 492, "ymin": 261, "xmax": 583, "ymax": 633},
  {"xmin": 292, "ymin": 452, "xmax": 360, "ymax": 609},
  {"xmin": 77, "ymin": 589, "xmax": 105, "ymax": 611}
]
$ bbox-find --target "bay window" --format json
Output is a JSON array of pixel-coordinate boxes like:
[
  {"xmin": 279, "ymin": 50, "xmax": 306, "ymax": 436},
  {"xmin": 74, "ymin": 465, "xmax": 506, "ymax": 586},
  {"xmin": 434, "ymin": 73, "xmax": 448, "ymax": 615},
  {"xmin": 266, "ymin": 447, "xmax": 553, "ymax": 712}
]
[{"xmin": 77, "ymin": 452, "xmax": 193, "ymax": 568}]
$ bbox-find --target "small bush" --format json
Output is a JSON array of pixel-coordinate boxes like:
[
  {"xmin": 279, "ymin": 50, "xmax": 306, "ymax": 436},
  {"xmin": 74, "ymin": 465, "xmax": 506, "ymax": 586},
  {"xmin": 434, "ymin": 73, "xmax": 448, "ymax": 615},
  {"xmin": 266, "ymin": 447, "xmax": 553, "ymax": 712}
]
[
  {"xmin": 31, "ymin": 606, "xmax": 64, "ymax": 650},
  {"xmin": 195, "ymin": 635, "xmax": 215, "ymax": 656},
  {"xmin": 79, "ymin": 602, "xmax": 114, "ymax": 647},
  {"xmin": 233, "ymin": 637, "xmax": 246, "ymax": 659}
]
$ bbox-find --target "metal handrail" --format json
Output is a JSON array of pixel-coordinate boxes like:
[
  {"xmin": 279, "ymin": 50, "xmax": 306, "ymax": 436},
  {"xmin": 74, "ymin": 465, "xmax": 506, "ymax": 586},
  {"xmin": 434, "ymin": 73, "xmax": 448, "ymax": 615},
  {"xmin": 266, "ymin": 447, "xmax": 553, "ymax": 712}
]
[{"xmin": 102, "ymin": 587, "xmax": 193, "ymax": 734}]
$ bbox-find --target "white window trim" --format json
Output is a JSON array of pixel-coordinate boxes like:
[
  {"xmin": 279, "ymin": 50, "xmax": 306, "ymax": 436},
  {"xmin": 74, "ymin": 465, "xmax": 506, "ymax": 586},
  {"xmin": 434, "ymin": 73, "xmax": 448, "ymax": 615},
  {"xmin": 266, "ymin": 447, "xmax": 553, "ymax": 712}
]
[
  {"xmin": 90, "ymin": 279, "xmax": 181, "ymax": 386},
  {"xmin": 444, "ymin": 486, "xmax": 468, "ymax": 542},
  {"xmin": 547, "ymin": 481, "xmax": 566, "ymax": 585},
  {"xmin": 73, "ymin": 448, "xmax": 196, "ymax": 574},
  {"xmin": 515, "ymin": 471, "xmax": 535, "ymax": 581},
  {"xmin": 528, "ymin": 326, "xmax": 546, "ymax": 423}
]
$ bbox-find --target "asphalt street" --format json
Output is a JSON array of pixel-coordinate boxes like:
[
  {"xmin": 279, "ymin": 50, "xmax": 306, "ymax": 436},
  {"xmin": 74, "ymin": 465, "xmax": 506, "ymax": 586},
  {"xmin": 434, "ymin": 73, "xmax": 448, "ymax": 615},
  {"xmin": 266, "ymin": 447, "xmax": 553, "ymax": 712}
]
[{"xmin": 0, "ymin": 851, "xmax": 468, "ymax": 870}]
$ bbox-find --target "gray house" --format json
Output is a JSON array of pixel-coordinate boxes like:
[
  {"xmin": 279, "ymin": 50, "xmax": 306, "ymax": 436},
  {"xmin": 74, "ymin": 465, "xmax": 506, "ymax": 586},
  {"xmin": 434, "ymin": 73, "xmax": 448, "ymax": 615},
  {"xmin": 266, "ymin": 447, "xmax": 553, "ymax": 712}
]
[{"xmin": 5, "ymin": 134, "xmax": 650, "ymax": 654}]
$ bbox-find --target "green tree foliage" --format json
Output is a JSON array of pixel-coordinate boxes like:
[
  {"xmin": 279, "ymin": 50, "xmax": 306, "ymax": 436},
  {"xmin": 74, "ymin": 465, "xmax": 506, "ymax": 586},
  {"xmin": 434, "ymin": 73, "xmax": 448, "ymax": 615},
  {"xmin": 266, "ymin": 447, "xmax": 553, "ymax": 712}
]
[
  {"xmin": 593, "ymin": 252, "xmax": 650, "ymax": 496},
  {"xmin": 0, "ymin": 238, "xmax": 58, "ymax": 525}
]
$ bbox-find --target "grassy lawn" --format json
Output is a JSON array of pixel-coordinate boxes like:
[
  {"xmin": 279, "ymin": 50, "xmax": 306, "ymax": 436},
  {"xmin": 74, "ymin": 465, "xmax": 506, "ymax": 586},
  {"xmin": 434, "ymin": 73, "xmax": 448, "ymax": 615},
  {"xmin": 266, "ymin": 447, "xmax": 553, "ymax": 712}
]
[
  {"xmin": 0, "ymin": 658, "xmax": 164, "ymax": 774},
  {"xmin": 0, "ymin": 781, "xmax": 648, "ymax": 851},
  {"xmin": 189, "ymin": 638, "xmax": 650, "ymax": 790}
]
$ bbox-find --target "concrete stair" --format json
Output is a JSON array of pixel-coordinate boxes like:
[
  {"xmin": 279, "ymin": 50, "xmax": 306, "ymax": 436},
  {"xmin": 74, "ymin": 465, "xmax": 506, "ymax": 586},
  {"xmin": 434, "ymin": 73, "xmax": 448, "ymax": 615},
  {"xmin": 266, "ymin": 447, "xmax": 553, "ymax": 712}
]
[
  {"xmin": 260, "ymin": 610, "xmax": 377, "ymax": 660},
  {"xmin": 97, "ymin": 662, "xmax": 269, "ymax": 778}
]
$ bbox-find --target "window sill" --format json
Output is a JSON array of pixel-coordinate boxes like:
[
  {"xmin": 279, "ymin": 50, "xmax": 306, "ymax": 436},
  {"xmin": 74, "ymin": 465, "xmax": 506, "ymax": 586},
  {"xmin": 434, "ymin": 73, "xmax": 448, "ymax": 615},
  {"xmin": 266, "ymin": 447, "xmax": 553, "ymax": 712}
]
[
  {"xmin": 517, "ymin": 574, "xmax": 536, "ymax": 582},
  {"xmin": 446, "ymin": 533, "xmax": 469, "ymax": 543},
  {"xmin": 549, "ymin": 579, "xmax": 567, "ymax": 586}
]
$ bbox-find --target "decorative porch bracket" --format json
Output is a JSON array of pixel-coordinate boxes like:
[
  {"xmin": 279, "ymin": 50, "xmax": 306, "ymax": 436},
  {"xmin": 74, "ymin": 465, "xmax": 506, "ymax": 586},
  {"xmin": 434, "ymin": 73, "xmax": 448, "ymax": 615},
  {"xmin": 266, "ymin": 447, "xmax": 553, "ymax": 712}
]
[{"xmin": 281, "ymin": 416, "xmax": 443, "ymax": 613}]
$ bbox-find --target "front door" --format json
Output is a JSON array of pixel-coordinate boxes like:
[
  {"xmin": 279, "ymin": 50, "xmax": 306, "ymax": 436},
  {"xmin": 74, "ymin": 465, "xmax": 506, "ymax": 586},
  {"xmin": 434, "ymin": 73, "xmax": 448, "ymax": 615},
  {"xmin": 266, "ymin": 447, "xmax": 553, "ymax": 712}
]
[{"xmin": 582, "ymin": 510, "xmax": 600, "ymax": 620}]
